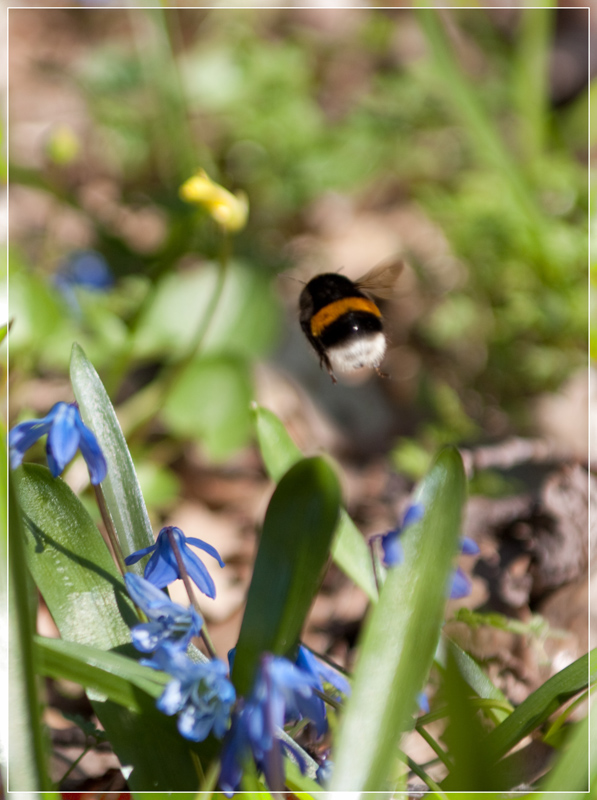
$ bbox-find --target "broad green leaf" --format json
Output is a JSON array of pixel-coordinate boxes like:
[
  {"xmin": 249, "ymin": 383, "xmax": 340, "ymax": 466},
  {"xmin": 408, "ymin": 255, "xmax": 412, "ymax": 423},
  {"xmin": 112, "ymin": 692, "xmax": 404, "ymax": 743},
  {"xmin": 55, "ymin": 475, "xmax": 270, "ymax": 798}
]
[
  {"xmin": 232, "ymin": 456, "xmax": 341, "ymax": 696},
  {"xmin": 35, "ymin": 635, "xmax": 169, "ymax": 712},
  {"xmin": 254, "ymin": 405, "xmax": 377, "ymax": 601},
  {"xmin": 15, "ymin": 464, "xmax": 136, "ymax": 646},
  {"xmin": 484, "ymin": 649, "xmax": 595, "ymax": 763},
  {"xmin": 70, "ymin": 342, "xmax": 154, "ymax": 563},
  {"xmin": 14, "ymin": 464, "xmax": 203, "ymax": 789},
  {"xmin": 131, "ymin": 260, "xmax": 280, "ymax": 361},
  {"xmin": 8, "ymin": 456, "xmax": 52, "ymax": 789},
  {"xmin": 163, "ymin": 355, "xmax": 253, "ymax": 461},
  {"xmin": 330, "ymin": 446, "xmax": 466, "ymax": 793}
]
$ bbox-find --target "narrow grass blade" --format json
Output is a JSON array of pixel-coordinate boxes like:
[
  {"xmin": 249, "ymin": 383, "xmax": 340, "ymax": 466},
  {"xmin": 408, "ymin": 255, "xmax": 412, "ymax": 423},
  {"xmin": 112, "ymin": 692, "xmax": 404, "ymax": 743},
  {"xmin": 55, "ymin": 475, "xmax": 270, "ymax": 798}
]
[
  {"xmin": 484, "ymin": 649, "xmax": 594, "ymax": 762},
  {"xmin": 330, "ymin": 446, "xmax": 466, "ymax": 792}
]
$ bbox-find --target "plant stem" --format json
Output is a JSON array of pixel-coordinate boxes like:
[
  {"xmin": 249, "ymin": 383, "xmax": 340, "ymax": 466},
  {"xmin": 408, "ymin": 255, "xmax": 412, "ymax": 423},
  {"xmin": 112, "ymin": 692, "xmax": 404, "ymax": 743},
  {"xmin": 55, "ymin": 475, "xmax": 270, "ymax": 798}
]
[
  {"xmin": 397, "ymin": 749, "xmax": 448, "ymax": 797},
  {"xmin": 93, "ymin": 482, "xmax": 126, "ymax": 576},
  {"xmin": 166, "ymin": 528, "xmax": 217, "ymax": 659}
]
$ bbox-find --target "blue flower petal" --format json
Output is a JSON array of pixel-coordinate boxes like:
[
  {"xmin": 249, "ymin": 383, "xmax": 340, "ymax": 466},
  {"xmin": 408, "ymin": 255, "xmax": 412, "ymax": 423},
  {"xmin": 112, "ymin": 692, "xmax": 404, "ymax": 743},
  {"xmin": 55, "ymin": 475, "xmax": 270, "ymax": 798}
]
[
  {"xmin": 186, "ymin": 536, "xmax": 226, "ymax": 568},
  {"xmin": 157, "ymin": 679, "xmax": 186, "ymax": 715},
  {"xmin": 381, "ymin": 531, "xmax": 403, "ymax": 566},
  {"xmin": 297, "ymin": 646, "xmax": 351, "ymax": 697},
  {"xmin": 46, "ymin": 403, "xmax": 80, "ymax": 475},
  {"xmin": 75, "ymin": 414, "xmax": 107, "ymax": 484},
  {"xmin": 449, "ymin": 567, "xmax": 472, "ymax": 599},
  {"xmin": 461, "ymin": 536, "xmax": 480, "ymax": 556},
  {"xmin": 9, "ymin": 418, "xmax": 53, "ymax": 467},
  {"xmin": 178, "ymin": 545, "xmax": 217, "ymax": 599},
  {"xmin": 124, "ymin": 543, "xmax": 157, "ymax": 565},
  {"xmin": 143, "ymin": 546, "xmax": 180, "ymax": 588},
  {"xmin": 402, "ymin": 502, "xmax": 425, "ymax": 529},
  {"xmin": 417, "ymin": 691, "xmax": 430, "ymax": 714}
]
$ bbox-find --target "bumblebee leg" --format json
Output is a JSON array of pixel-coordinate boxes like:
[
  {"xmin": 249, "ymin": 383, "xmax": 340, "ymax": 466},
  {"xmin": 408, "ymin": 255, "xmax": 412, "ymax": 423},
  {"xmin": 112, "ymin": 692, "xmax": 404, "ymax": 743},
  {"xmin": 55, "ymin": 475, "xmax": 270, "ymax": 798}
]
[{"xmin": 320, "ymin": 352, "xmax": 337, "ymax": 383}]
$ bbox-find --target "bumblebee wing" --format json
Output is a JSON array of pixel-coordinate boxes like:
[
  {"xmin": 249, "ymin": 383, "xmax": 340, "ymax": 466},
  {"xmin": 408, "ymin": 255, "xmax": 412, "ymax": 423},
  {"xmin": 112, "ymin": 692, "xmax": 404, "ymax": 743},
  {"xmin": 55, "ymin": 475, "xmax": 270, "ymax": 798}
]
[{"xmin": 356, "ymin": 258, "xmax": 405, "ymax": 299}]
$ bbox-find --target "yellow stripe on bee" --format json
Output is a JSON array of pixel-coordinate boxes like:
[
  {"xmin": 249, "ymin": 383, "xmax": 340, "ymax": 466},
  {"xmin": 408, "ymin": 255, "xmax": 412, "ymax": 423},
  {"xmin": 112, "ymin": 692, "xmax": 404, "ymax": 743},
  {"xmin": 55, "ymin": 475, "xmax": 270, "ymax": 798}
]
[{"xmin": 310, "ymin": 297, "xmax": 382, "ymax": 338}]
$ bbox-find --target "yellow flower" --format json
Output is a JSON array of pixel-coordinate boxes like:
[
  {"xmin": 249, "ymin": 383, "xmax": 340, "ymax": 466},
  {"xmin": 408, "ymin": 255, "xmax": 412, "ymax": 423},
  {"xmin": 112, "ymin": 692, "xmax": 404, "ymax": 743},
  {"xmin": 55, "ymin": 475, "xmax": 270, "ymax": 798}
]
[{"xmin": 179, "ymin": 170, "xmax": 248, "ymax": 233}]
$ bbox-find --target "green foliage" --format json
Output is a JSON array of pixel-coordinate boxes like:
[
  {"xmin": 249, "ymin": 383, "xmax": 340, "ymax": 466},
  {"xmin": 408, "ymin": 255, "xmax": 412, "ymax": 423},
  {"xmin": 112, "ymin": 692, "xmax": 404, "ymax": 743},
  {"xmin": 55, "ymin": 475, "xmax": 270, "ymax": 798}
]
[
  {"xmin": 330, "ymin": 447, "xmax": 466, "ymax": 792},
  {"xmin": 254, "ymin": 404, "xmax": 378, "ymax": 601},
  {"xmin": 7, "ymin": 7, "xmax": 591, "ymax": 794},
  {"xmin": 232, "ymin": 456, "xmax": 342, "ymax": 696}
]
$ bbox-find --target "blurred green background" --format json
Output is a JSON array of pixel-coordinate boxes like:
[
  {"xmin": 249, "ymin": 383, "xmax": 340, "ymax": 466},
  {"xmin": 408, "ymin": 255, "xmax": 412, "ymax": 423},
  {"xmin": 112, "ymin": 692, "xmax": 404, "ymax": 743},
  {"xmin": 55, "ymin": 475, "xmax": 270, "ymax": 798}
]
[{"xmin": 7, "ymin": 6, "xmax": 589, "ymax": 502}]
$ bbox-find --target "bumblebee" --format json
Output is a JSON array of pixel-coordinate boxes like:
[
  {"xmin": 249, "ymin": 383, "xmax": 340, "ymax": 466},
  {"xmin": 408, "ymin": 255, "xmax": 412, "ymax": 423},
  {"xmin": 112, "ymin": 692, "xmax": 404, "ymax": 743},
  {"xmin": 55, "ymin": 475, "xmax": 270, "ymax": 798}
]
[{"xmin": 299, "ymin": 259, "xmax": 404, "ymax": 383}]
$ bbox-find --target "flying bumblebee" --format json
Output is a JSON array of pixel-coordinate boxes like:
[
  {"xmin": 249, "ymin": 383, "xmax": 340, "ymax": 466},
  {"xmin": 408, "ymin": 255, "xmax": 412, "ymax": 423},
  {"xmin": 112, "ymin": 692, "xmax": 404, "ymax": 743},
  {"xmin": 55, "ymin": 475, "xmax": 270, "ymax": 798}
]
[{"xmin": 299, "ymin": 259, "xmax": 404, "ymax": 383}]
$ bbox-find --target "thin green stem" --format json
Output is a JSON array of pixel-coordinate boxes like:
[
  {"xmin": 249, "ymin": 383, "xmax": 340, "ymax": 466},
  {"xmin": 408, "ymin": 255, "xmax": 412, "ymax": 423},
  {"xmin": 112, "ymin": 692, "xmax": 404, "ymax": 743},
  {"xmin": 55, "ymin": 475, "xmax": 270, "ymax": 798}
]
[
  {"xmin": 93, "ymin": 483, "xmax": 126, "ymax": 576},
  {"xmin": 185, "ymin": 232, "xmax": 230, "ymax": 359},
  {"xmin": 416, "ymin": 723, "xmax": 454, "ymax": 772},
  {"xmin": 313, "ymin": 686, "xmax": 342, "ymax": 711},
  {"xmin": 397, "ymin": 749, "xmax": 448, "ymax": 797},
  {"xmin": 59, "ymin": 743, "xmax": 93, "ymax": 784},
  {"xmin": 198, "ymin": 757, "xmax": 221, "ymax": 797},
  {"xmin": 117, "ymin": 229, "xmax": 231, "ymax": 441}
]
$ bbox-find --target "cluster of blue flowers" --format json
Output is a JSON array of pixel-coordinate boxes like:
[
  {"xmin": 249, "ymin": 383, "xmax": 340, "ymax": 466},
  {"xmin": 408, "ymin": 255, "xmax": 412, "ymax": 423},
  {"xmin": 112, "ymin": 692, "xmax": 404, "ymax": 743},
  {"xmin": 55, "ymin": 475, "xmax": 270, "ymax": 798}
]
[
  {"xmin": 10, "ymin": 404, "xmax": 481, "ymax": 795},
  {"xmin": 123, "ymin": 526, "xmax": 348, "ymax": 794}
]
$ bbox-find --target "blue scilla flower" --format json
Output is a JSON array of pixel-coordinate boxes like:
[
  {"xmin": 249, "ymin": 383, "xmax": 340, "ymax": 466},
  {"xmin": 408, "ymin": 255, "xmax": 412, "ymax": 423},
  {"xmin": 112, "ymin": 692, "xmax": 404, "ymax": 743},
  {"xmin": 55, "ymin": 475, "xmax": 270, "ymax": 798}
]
[
  {"xmin": 380, "ymin": 502, "xmax": 425, "ymax": 567},
  {"xmin": 9, "ymin": 402, "xmax": 107, "ymax": 485},
  {"xmin": 54, "ymin": 250, "xmax": 114, "ymax": 317},
  {"xmin": 142, "ymin": 643, "xmax": 236, "ymax": 742},
  {"xmin": 124, "ymin": 573, "xmax": 202, "ymax": 653},
  {"xmin": 448, "ymin": 537, "xmax": 480, "ymax": 600},
  {"xmin": 219, "ymin": 653, "xmax": 325, "ymax": 796},
  {"xmin": 125, "ymin": 526, "xmax": 225, "ymax": 599},
  {"xmin": 296, "ymin": 645, "xmax": 351, "ymax": 702}
]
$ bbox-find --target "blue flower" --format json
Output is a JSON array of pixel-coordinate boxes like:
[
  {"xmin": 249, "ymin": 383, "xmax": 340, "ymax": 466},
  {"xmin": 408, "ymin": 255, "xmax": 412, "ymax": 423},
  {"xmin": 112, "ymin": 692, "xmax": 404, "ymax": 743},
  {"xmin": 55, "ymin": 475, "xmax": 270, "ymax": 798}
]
[
  {"xmin": 9, "ymin": 402, "xmax": 107, "ymax": 485},
  {"xmin": 55, "ymin": 250, "xmax": 114, "ymax": 292},
  {"xmin": 380, "ymin": 502, "xmax": 425, "ymax": 566},
  {"xmin": 124, "ymin": 526, "xmax": 225, "ymax": 599},
  {"xmin": 295, "ymin": 645, "xmax": 351, "ymax": 702},
  {"xmin": 124, "ymin": 572, "xmax": 203, "ymax": 653},
  {"xmin": 448, "ymin": 537, "xmax": 480, "ymax": 599},
  {"xmin": 316, "ymin": 758, "xmax": 333, "ymax": 786},
  {"xmin": 143, "ymin": 642, "xmax": 235, "ymax": 741},
  {"xmin": 54, "ymin": 251, "xmax": 114, "ymax": 317},
  {"xmin": 219, "ymin": 654, "xmax": 324, "ymax": 796}
]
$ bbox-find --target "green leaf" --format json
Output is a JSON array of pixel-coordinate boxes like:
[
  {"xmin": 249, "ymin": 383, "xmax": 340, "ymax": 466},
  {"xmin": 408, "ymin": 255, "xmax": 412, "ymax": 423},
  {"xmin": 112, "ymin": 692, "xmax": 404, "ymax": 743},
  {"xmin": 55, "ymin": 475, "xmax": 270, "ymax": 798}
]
[
  {"xmin": 232, "ymin": 456, "xmax": 342, "ymax": 696},
  {"xmin": 131, "ymin": 260, "xmax": 280, "ymax": 361},
  {"xmin": 538, "ymin": 705, "xmax": 591, "ymax": 793},
  {"xmin": 34, "ymin": 635, "xmax": 169, "ymax": 712},
  {"xmin": 484, "ymin": 649, "xmax": 595, "ymax": 763},
  {"xmin": 330, "ymin": 446, "xmax": 466, "ymax": 793},
  {"xmin": 8, "ymin": 457, "xmax": 52, "ymax": 788},
  {"xmin": 15, "ymin": 464, "xmax": 136, "ymax": 647},
  {"xmin": 254, "ymin": 405, "xmax": 377, "ymax": 601},
  {"xmin": 440, "ymin": 643, "xmax": 495, "ymax": 790},
  {"xmin": 438, "ymin": 637, "xmax": 511, "ymax": 725},
  {"xmin": 70, "ymin": 342, "xmax": 155, "ymax": 563},
  {"xmin": 163, "ymin": 355, "xmax": 253, "ymax": 461}
]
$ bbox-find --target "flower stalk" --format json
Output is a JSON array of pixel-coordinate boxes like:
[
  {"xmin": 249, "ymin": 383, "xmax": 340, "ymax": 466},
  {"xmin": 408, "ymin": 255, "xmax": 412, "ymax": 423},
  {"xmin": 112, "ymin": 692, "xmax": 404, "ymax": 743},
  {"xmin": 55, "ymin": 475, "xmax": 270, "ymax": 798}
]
[
  {"xmin": 93, "ymin": 483, "xmax": 126, "ymax": 576},
  {"xmin": 166, "ymin": 527, "xmax": 217, "ymax": 659}
]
